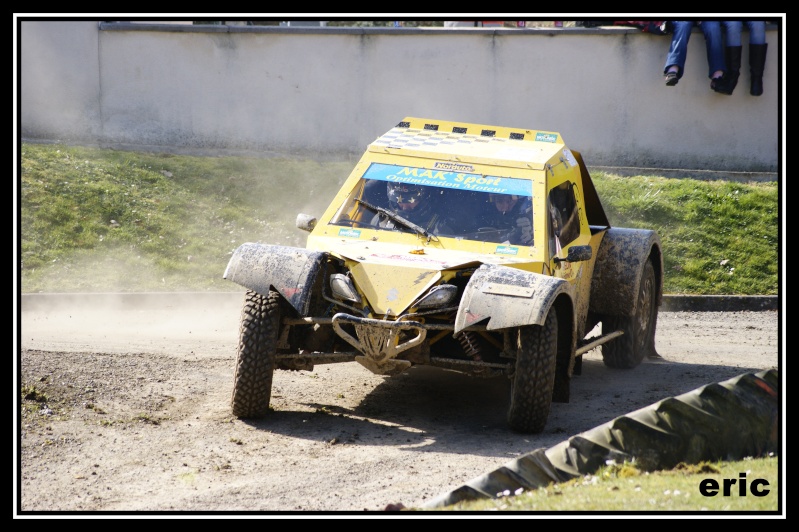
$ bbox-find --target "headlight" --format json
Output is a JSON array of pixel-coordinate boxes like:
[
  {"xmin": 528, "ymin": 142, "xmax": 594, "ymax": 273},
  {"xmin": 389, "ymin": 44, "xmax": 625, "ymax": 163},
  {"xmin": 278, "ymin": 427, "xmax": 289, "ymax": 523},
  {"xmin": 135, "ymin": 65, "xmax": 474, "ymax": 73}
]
[
  {"xmin": 330, "ymin": 273, "xmax": 362, "ymax": 304},
  {"xmin": 414, "ymin": 284, "xmax": 457, "ymax": 310}
]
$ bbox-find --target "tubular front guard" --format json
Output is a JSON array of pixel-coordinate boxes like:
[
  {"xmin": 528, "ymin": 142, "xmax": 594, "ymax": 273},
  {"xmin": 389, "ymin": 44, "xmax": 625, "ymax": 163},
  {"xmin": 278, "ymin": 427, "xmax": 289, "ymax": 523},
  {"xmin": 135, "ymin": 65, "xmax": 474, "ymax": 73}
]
[{"xmin": 331, "ymin": 313, "xmax": 427, "ymax": 375}]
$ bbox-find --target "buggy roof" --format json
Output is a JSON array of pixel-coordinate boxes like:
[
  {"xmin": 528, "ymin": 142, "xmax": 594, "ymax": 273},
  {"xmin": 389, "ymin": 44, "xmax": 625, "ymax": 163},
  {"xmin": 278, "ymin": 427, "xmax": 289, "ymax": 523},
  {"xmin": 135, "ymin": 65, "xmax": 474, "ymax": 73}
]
[
  {"xmin": 368, "ymin": 117, "xmax": 565, "ymax": 170},
  {"xmin": 367, "ymin": 117, "xmax": 610, "ymax": 227}
]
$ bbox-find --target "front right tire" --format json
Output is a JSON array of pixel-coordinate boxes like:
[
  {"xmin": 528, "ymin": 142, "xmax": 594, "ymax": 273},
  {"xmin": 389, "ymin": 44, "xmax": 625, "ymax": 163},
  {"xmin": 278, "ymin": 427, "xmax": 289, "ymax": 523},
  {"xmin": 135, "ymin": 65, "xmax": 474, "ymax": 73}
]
[
  {"xmin": 507, "ymin": 309, "xmax": 558, "ymax": 434},
  {"xmin": 231, "ymin": 289, "xmax": 281, "ymax": 419}
]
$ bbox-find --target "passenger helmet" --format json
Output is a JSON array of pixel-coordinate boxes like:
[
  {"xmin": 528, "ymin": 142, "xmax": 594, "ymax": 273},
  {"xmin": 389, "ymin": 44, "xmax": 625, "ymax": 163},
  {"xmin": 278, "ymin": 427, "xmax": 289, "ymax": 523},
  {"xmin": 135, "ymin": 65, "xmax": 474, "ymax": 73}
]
[{"xmin": 490, "ymin": 193, "xmax": 520, "ymax": 214}]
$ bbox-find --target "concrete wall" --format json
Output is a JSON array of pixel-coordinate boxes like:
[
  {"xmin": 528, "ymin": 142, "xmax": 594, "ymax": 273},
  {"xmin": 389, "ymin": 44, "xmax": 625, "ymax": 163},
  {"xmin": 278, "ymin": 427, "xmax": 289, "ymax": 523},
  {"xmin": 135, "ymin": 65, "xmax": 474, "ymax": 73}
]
[{"xmin": 19, "ymin": 21, "xmax": 781, "ymax": 175}]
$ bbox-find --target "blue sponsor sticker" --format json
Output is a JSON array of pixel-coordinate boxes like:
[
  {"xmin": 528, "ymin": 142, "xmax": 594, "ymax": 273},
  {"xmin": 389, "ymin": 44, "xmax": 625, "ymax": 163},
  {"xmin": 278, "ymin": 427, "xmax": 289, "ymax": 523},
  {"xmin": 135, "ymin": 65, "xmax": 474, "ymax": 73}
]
[
  {"xmin": 338, "ymin": 228, "xmax": 361, "ymax": 238},
  {"xmin": 362, "ymin": 163, "xmax": 532, "ymax": 196},
  {"xmin": 495, "ymin": 245, "xmax": 519, "ymax": 255},
  {"xmin": 535, "ymin": 132, "xmax": 558, "ymax": 143}
]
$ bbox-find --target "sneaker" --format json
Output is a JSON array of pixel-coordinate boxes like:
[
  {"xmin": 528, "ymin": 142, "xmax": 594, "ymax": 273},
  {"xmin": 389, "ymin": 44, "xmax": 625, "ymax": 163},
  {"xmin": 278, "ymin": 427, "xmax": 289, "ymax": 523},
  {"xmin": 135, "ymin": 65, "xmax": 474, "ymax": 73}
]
[{"xmin": 664, "ymin": 71, "xmax": 678, "ymax": 86}]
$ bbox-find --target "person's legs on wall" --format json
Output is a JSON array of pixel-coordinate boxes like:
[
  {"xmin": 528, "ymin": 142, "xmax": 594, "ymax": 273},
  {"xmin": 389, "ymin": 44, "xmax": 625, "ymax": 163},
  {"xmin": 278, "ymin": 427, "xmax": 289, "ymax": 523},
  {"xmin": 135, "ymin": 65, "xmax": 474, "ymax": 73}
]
[
  {"xmin": 718, "ymin": 21, "xmax": 743, "ymax": 95},
  {"xmin": 663, "ymin": 21, "xmax": 694, "ymax": 86},
  {"xmin": 746, "ymin": 21, "xmax": 768, "ymax": 96},
  {"xmin": 700, "ymin": 22, "xmax": 730, "ymax": 94}
]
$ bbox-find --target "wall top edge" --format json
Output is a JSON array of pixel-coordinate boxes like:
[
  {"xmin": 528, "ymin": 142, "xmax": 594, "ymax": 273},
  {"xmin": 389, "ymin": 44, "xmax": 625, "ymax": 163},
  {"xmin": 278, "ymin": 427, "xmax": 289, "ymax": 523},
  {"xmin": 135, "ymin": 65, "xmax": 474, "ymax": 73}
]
[{"xmin": 97, "ymin": 22, "xmax": 781, "ymax": 36}]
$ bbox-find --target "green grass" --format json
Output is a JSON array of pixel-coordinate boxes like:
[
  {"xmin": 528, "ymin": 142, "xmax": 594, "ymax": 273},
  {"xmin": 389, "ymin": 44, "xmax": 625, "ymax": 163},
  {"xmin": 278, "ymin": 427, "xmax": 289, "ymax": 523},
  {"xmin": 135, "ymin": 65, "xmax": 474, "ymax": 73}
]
[
  {"xmin": 419, "ymin": 455, "xmax": 780, "ymax": 513},
  {"xmin": 18, "ymin": 142, "xmax": 779, "ymax": 295},
  {"xmin": 19, "ymin": 143, "xmax": 355, "ymax": 292},
  {"xmin": 594, "ymin": 173, "xmax": 779, "ymax": 295}
]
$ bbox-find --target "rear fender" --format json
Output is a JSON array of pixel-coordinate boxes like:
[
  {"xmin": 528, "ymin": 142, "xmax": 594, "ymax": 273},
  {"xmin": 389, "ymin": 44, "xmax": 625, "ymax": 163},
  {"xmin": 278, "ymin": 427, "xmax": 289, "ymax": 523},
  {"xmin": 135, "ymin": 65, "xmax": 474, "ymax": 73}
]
[
  {"xmin": 589, "ymin": 228, "xmax": 663, "ymax": 317},
  {"xmin": 454, "ymin": 264, "xmax": 571, "ymax": 334},
  {"xmin": 223, "ymin": 243, "xmax": 326, "ymax": 316}
]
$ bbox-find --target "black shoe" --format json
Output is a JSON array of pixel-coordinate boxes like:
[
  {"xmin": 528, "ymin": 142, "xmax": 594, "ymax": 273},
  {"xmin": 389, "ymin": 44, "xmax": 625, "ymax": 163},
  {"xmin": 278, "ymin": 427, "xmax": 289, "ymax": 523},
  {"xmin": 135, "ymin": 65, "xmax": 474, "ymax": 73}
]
[
  {"xmin": 711, "ymin": 74, "xmax": 733, "ymax": 95},
  {"xmin": 664, "ymin": 71, "xmax": 678, "ymax": 86}
]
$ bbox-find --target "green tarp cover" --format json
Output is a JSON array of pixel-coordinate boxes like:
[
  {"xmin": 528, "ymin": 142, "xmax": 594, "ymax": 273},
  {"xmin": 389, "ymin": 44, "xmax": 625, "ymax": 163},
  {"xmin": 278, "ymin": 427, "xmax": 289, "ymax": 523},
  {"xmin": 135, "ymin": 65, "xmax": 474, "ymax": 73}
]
[{"xmin": 424, "ymin": 369, "xmax": 779, "ymax": 508}]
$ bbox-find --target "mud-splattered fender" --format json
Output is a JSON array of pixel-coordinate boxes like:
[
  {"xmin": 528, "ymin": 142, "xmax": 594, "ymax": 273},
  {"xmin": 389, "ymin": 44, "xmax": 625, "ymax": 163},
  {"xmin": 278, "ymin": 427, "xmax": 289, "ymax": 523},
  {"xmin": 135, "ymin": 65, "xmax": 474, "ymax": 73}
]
[
  {"xmin": 454, "ymin": 264, "xmax": 572, "ymax": 334},
  {"xmin": 223, "ymin": 243, "xmax": 326, "ymax": 316},
  {"xmin": 589, "ymin": 228, "xmax": 663, "ymax": 317}
]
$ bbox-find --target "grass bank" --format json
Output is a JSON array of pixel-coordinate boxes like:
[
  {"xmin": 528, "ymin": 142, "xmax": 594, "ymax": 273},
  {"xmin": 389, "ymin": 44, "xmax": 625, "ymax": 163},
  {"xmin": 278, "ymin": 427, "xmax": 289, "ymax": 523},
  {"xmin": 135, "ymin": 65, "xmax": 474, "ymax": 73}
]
[{"xmin": 18, "ymin": 143, "xmax": 779, "ymax": 295}]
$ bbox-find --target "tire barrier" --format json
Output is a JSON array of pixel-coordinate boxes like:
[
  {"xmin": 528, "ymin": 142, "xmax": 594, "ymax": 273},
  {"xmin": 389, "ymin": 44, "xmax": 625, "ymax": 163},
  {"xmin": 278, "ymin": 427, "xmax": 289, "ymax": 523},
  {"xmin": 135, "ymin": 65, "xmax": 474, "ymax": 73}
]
[{"xmin": 423, "ymin": 368, "xmax": 779, "ymax": 508}]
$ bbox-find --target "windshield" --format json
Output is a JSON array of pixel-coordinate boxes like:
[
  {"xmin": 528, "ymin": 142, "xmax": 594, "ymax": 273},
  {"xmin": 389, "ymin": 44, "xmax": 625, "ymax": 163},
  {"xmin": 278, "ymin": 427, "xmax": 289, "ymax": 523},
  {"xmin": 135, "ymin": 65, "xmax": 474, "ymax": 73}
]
[{"xmin": 330, "ymin": 162, "xmax": 534, "ymax": 246}]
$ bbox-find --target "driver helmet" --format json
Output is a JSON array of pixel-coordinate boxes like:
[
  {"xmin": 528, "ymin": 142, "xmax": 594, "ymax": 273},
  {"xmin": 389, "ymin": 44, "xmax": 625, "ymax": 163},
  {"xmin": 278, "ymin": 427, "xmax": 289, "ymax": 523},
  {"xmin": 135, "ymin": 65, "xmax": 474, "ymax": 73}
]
[{"xmin": 387, "ymin": 182, "xmax": 430, "ymax": 212}]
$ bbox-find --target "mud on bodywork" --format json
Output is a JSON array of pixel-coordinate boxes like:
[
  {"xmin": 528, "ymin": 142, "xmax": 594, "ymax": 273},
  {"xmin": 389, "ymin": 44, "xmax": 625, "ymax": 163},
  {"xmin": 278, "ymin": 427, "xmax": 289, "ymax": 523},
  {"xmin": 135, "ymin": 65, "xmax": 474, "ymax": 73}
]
[
  {"xmin": 455, "ymin": 263, "xmax": 570, "ymax": 334},
  {"xmin": 589, "ymin": 228, "xmax": 663, "ymax": 318},
  {"xmin": 223, "ymin": 243, "xmax": 325, "ymax": 316}
]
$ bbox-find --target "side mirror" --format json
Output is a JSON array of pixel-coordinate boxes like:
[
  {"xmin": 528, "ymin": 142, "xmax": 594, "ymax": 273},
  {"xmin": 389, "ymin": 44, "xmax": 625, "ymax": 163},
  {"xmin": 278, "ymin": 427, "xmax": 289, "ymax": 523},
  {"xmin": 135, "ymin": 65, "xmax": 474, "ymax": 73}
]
[
  {"xmin": 296, "ymin": 213, "xmax": 317, "ymax": 232},
  {"xmin": 554, "ymin": 244, "xmax": 592, "ymax": 264}
]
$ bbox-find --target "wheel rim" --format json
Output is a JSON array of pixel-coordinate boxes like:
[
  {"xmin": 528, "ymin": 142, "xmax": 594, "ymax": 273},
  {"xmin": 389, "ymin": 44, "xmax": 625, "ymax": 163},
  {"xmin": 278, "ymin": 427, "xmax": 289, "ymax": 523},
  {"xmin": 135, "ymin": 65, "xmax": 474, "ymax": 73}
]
[{"xmin": 635, "ymin": 268, "xmax": 654, "ymax": 350}]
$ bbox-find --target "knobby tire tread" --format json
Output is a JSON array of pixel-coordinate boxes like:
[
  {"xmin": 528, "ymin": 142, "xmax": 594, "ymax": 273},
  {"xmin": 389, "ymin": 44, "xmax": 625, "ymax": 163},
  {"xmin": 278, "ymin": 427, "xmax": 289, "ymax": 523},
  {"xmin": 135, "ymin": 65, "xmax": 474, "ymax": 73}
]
[
  {"xmin": 231, "ymin": 290, "xmax": 280, "ymax": 419},
  {"xmin": 507, "ymin": 310, "xmax": 558, "ymax": 434}
]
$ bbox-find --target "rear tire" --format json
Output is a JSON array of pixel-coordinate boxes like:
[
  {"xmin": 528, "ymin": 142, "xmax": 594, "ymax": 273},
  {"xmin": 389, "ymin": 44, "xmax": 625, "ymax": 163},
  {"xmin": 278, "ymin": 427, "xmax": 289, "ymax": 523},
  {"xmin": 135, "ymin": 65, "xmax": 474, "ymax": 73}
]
[
  {"xmin": 507, "ymin": 309, "xmax": 558, "ymax": 434},
  {"xmin": 231, "ymin": 290, "xmax": 281, "ymax": 419},
  {"xmin": 601, "ymin": 259, "xmax": 658, "ymax": 369}
]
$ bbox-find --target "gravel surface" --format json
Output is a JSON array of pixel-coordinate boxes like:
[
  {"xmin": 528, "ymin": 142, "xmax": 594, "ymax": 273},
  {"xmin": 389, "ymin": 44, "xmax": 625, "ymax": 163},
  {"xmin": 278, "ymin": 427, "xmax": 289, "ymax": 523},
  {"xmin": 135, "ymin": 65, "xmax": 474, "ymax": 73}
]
[{"xmin": 17, "ymin": 294, "xmax": 781, "ymax": 514}]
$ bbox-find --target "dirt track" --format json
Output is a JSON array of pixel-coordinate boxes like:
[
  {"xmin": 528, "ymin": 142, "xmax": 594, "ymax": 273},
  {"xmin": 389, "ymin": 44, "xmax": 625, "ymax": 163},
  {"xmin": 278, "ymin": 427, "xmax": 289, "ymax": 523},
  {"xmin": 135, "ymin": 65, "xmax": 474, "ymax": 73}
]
[{"xmin": 17, "ymin": 294, "xmax": 780, "ymax": 513}]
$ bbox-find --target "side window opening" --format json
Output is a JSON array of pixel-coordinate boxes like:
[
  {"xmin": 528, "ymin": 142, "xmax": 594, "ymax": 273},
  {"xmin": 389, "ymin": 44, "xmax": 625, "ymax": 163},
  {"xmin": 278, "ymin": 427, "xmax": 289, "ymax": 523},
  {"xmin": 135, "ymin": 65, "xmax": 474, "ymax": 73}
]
[{"xmin": 549, "ymin": 181, "xmax": 580, "ymax": 252}]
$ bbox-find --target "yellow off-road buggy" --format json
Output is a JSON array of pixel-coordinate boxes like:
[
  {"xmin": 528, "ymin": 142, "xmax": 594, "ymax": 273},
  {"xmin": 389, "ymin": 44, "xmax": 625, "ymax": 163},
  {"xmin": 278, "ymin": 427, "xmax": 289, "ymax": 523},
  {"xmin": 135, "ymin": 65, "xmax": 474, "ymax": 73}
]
[{"xmin": 224, "ymin": 117, "xmax": 663, "ymax": 434}]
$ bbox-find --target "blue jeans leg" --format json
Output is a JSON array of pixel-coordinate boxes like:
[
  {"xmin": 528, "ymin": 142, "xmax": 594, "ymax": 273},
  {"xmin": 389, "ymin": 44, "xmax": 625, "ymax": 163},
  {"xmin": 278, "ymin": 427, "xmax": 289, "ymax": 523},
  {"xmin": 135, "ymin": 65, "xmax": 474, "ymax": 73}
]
[
  {"xmin": 746, "ymin": 21, "xmax": 767, "ymax": 45},
  {"xmin": 722, "ymin": 21, "xmax": 766, "ymax": 46},
  {"xmin": 722, "ymin": 21, "xmax": 744, "ymax": 46},
  {"xmin": 700, "ymin": 21, "xmax": 725, "ymax": 78},
  {"xmin": 664, "ymin": 21, "xmax": 694, "ymax": 78}
]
